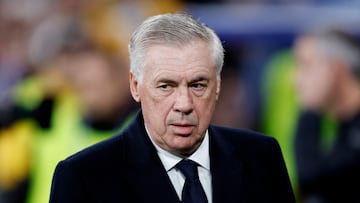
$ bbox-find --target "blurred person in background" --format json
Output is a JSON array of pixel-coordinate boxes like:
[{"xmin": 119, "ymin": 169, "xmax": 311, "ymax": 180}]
[
  {"xmin": 24, "ymin": 45, "xmax": 139, "ymax": 203},
  {"xmin": 293, "ymin": 28, "xmax": 360, "ymax": 202}
]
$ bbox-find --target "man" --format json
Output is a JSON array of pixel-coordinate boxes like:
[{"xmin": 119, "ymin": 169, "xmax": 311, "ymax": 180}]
[
  {"xmin": 294, "ymin": 29, "xmax": 360, "ymax": 202},
  {"xmin": 49, "ymin": 13, "xmax": 294, "ymax": 203}
]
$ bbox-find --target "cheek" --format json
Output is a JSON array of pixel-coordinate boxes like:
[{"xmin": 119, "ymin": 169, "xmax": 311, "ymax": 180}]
[
  {"xmin": 141, "ymin": 90, "xmax": 174, "ymax": 125},
  {"xmin": 194, "ymin": 97, "xmax": 217, "ymax": 127}
]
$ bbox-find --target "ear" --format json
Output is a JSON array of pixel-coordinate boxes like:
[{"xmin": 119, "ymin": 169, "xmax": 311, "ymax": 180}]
[
  {"xmin": 129, "ymin": 72, "xmax": 141, "ymax": 103},
  {"xmin": 216, "ymin": 79, "xmax": 221, "ymax": 100}
]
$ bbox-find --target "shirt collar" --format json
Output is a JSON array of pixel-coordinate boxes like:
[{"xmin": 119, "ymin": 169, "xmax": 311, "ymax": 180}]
[{"xmin": 145, "ymin": 126, "xmax": 210, "ymax": 172}]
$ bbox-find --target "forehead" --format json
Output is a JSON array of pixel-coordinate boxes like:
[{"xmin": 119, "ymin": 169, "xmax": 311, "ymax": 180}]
[{"xmin": 143, "ymin": 41, "xmax": 215, "ymax": 76}]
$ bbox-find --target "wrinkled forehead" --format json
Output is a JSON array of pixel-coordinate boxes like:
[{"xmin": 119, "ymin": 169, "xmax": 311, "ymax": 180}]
[
  {"xmin": 144, "ymin": 41, "xmax": 213, "ymax": 66},
  {"xmin": 142, "ymin": 42, "xmax": 215, "ymax": 77},
  {"xmin": 143, "ymin": 39, "xmax": 213, "ymax": 64}
]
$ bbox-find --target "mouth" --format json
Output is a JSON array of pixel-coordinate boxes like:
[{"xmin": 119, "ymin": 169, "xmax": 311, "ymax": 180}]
[{"xmin": 170, "ymin": 124, "xmax": 195, "ymax": 135}]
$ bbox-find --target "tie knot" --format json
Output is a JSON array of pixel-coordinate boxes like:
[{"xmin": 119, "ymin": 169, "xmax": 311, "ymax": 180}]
[{"xmin": 176, "ymin": 159, "xmax": 199, "ymax": 181}]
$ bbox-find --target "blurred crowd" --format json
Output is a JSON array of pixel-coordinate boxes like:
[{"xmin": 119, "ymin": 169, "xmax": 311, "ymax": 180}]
[{"xmin": 1, "ymin": 0, "xmax": 360, "ymax": 203}]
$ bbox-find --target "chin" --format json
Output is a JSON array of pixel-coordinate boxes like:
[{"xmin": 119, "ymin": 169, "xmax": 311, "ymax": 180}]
[{"xmin": 171, "ymin": 142, "xmax": 199, "ymax": 156}]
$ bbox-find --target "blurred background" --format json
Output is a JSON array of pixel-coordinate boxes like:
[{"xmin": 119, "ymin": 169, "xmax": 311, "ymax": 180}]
[{"xmin": 0, "ymin": 0, "xmax": 359, "ymax": 202}]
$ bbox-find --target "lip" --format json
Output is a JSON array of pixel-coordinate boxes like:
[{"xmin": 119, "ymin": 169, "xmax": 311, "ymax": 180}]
[{"xmin": 170, "ymin": 124, "xmax": 195, "ymax": 135}]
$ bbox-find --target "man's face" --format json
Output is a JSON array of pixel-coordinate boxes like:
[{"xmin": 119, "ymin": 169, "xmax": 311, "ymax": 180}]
[
  {"xmin": 130, "ymin": 40, "xmax": 220, "ymax": 155},
  {"xmin": 294, "ymin": 36, "xmax": 337, "ymax": 111}
]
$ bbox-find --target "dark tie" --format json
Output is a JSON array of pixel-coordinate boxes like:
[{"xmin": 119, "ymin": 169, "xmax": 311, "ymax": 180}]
[{"xmin": 175, "ymin": 159, "xmax": 208, "ymax": 203}]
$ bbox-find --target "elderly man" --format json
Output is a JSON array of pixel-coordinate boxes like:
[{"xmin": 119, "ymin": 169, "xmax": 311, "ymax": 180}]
[{"xmin": 49, "ymin": 13, "xmax": 294, "ymax": 203}]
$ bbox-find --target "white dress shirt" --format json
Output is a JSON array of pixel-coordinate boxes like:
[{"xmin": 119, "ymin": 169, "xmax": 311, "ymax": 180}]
[{"xmin": 146, "ymin": 128, "xmax": 212, "ymax": 203}]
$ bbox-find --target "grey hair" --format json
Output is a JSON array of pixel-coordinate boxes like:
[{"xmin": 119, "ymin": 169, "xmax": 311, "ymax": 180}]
[
  {"xmin": 128, "ymin": 13, "xmax": 224, "ymax": 83},
  {"xmin": 311, "ymin": 28, "xmax": 360, "ymax": 79}
]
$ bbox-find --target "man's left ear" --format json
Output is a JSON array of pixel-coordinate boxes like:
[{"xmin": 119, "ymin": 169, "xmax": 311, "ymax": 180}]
[
  {"xmin": 129, "ymin": 72, "xmax": 141, "ymax": 103},
  {"xmin": 216, "ymin": 80, "xmax": 221, "ymax": 100}
]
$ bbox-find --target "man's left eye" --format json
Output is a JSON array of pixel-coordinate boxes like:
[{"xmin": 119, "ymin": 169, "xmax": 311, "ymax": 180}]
[{"xmin": 191, "ymin": 83, "xmax": 206, "ymax": 90}]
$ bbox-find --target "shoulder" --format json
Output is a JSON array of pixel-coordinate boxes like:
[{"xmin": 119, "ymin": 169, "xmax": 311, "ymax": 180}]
[
  {"xmin": 52, "ymin": 131, "xmax": 131, "ymax": 190},
  {"xmin": 209, "ymin": 125, "xmax": 278, "ymax": 146},
  {"xmin": 209, "ymin": 125, "xmax": 281, "ymax": 156},
  {"xmin": 53, "ymin": 109, "xmax": 147, "ymax": 176},
  {"xmin": 50, "ymin": 132, "xmax": 136, "ymax": 202},
  {"xmin": 60, "ymin": 110, "xmax": 144, "ymax": 168}
]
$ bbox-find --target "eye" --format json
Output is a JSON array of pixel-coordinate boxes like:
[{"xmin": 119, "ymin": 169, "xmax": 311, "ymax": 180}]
[
  {"xmin": 191, "ymin": 83, "xmax": 206, "ymax": 91},
  {"xmin": 157, "ymin": 84, "xmax": 172, "ymax": 91}
]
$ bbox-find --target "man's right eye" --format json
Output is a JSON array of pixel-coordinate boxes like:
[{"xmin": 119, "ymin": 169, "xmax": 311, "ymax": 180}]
[{"xmin": 158, "ymin": 84, "xmax": 171, "ymax": 90}]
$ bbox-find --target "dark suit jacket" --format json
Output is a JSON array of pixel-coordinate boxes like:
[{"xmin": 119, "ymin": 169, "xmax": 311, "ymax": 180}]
[{"xmin": 49, "ymin": 111, "xmax": 295, "ymax": 203}]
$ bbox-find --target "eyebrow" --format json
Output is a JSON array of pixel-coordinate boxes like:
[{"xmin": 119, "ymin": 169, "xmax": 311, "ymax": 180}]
[
  {"xmin": 156, "ymin": 75, "xmax": 209, "ymax": 83},
  {"xmin": 190, "ymin": 76, "xmax": 210, "ymax": 83},
  {"xmin": 156, "ymin": 78, "xmax": 177, "ymax": 84}
]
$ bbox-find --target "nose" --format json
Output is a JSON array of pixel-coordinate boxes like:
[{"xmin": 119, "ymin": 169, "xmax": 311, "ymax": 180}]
[{"xmin": 173, "ymin": 87, "xmax": 193, "ymax": 115}]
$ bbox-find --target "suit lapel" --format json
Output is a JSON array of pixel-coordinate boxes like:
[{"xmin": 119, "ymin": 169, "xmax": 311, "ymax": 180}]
[
  {"xmin": 209, "ymin": 126, "xmax": 246, "ymax": 203},
  {"xmin": 123, "ymin": 112, "xmax": 180, "ymax": 203}
]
